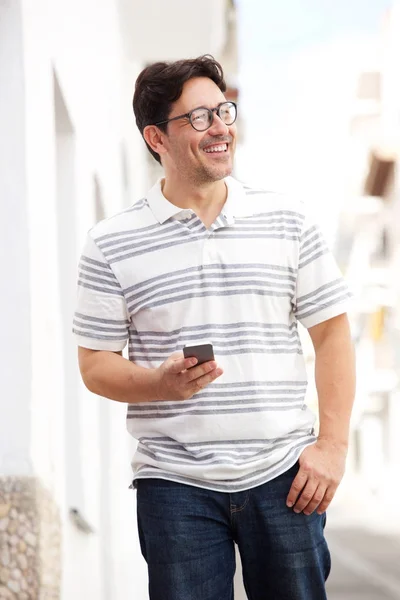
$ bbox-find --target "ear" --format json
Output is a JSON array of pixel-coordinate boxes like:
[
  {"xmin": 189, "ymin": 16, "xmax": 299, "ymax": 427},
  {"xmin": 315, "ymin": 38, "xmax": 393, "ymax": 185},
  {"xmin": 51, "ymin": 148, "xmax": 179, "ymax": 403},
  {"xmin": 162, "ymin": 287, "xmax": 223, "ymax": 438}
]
[{"xmin": 143, "ymin": 125, "xmax": 168, "ymax": 159}]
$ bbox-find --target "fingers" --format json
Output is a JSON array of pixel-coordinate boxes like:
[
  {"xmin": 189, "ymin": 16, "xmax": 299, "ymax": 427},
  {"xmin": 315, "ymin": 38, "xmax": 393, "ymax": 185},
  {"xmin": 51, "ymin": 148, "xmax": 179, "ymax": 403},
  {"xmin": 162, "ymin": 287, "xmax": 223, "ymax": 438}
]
[
  {"xmin": 316, "ymin": 486, "xmax": 336, "ymax": 514},
  {"xmin": 297, "ymin": 483, "xmax": 326, "ymax": 515},
  {"xmin": 287, "ymin": 467, "xmax": 338, "ymax": 515},
  {"xmin": 166, "ymin": 354, "xmax": 198, "ymax": 374},
  {"xmin": 161, "ymin": 354, "xmax": 223, "ymax": 401},
  {"xmin": 183, "ymin": 361, "xmax": 218, "ymax": 383},
  {"xmin": 188, "ymin": 365, "xmax": 223, "ymax": 392},
  {"xmin": 286, "ymin": 469, "xmax": 308, "ymax": 509}
]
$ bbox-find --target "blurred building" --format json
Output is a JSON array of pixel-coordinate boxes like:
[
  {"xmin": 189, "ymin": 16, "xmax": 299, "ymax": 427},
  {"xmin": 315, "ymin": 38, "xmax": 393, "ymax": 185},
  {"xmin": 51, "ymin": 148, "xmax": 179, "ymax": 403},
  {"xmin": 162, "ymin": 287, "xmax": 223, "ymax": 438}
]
[
  {"xmin": 336, "ymin": 2, "xmax": 400, "ymax": 502},
  {"xmin": 0, "ymin": 1, "xmax": 237, "ymax": 598}
]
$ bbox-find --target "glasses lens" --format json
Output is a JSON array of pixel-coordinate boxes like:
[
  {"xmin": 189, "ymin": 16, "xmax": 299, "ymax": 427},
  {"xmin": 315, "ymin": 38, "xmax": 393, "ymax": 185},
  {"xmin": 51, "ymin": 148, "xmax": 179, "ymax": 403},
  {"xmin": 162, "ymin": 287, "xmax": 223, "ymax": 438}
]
[
  {"xmin": 219, "ymin": 102, "xmax": 237, "ymax": 125},
  {"xmin": 190, "ymin": 108, "xmax": 211, "ymax": 131}
]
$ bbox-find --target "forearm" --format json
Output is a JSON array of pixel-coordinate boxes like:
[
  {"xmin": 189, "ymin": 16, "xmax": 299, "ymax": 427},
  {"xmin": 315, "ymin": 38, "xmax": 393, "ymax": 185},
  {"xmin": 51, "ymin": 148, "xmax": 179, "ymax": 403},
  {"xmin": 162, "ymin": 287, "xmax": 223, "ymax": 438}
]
[
  {"xmin": 313, "ymin": 318, "xmax": 356, "ymax": 447},
  {"xmin": 79, "ymin": 349, "xmax": 159, "ymax": 404}
]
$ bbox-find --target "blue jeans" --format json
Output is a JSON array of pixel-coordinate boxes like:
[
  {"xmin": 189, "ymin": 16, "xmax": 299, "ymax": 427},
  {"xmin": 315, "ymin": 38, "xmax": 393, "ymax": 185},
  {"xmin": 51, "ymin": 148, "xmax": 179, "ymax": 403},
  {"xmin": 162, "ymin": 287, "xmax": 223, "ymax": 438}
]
[{"xmin": 136, "ymin": 463, "xmax": 331, "ymax": 600}]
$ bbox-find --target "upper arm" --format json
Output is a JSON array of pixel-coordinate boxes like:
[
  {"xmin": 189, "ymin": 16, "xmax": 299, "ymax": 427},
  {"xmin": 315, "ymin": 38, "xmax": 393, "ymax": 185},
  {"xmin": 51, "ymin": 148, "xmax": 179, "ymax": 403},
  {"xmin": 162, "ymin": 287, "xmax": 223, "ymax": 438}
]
[
  {"xmin": 78, "ymin": 346, "xmax": 122, "ymax": 379},
  {"xmin": 308, "ymin": 313, "xmax": 351, "ymax": 351}
]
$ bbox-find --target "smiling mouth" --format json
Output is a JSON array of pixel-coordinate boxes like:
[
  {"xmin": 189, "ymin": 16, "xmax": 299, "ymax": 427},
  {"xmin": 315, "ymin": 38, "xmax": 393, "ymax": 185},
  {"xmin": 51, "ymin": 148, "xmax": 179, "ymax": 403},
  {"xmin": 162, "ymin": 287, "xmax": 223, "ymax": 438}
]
[{"xmin": 203, "ymin": 143, "xmax": 228, "ymax": 154}]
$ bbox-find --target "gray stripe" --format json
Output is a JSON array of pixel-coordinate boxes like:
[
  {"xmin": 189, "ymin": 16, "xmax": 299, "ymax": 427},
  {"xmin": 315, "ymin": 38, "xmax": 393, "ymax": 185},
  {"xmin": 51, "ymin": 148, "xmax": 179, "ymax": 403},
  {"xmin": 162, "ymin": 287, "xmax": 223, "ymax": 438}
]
[
  {"xmin": 133, "ymin": 440, "xmax": 312, "ymax": 492},
  {"xmin": 73, "ymin": 319, "xmax": 128, "ymax": 333},
  {"xmin": 73, "ymin": 328, "xmax": 128, "ymax": 341},
  {"xmin": 300, "ymin": 225, "xmax": 319, "ymax": 245},
  {"xmin": 299, "ymin": 248, "xmax": 329, "ymax": 269},
  {"xmin": 126, "ymin": 279, "xmax": 295, "ymax": 311},
  {"xmin": 296, "ymin": 279, "xmax": 343, "ymax": 303},
  {"xmin": 96, "ymin": 219, "xmax": 180, "ymax": 244},
  {"xmin": 186, "ymin": 387, "xmax": 305, "ymax": 399},
  {"xmin": 108, "ymin": 235, "xmax": 202, "ymax": 264},
  {"xmin": 235, "ymin": 218, "xmax": 302, "ymax": 227},
  {"xmin": 296, "ymin": 293, "xmax": 351, "ymax": 320},
  {"xmin": 99, "ymin": 223, "xmax": 184, "ymax": 251},
  {"xmin": 102, "ymin": 230, "xmax": 194, "ymax": 258},
  {"xmin": 129, "ymin": 340, "xmax": 301, "ymax": 354},
  {"xmin": 129, "ymin": 288, "xmax": 293, "ymax": 314},
  {"xmin": 78, "ymin": 272, "xmax": 120, "ymax": 288},
  {"xmin": 129, "ymin": 333, "xmax": 299, "ymax": 348},
  {"xmin": 236, "ymin": 210, "xmax": 303, "ymax": 220},
  {"xmin": 79, "ymin": 263, "xmax": 117, "ymax": 280},
  {"xmin": 216, "ymin": 233, "xmax": 300, "ymax": 241},
  {"xmin": 217, "ymin": 225, "xmax": 302, "ymax": 233},
  {"xmin": 134, "ymin": 322, "xmax": 297, "ymax": 338},
  {"xmin": 186, "ymin": 218, "xmax": 206, "ymax": 231},
  {"xmin": 128, "ymin": 397, "xmax": 303, "ymax": 415},
  {"xmin": 127, "ymin": 403, "xmax": 304, "ymax": 419},
  {"xmin": 137, "ymin": 383, "xmax": 306, "ymax": 398},
  {"xmin": 135, "ymin": 447, "xmax": 304, "ymax": 488},
  {"xmin": 80, "ymin": 255, "xmax": 110, "ymax": 269},
  {"xmin": 128, "ymin": 391, "xmax": 304, "ymax": 408},
  {"xmin": 137, "ymin": 434, "xmax": 308, "ymax": 466},
  {"xmin": 296, "ymin": 284, "xmax": 348, "ymax": 315},
  {"xmin": 214, "ymin": 216, "xmax": 226, "ymax": 229},
  {"xmin": 244, "ymin": 190, "xmax": 268, "ymax": 195},
  {"xmin": 126, "ymin": 275, "xmax": 295, "ymax": 306},
  {"xmin": 74, "ymin": 312, "xmax": 129, "ymax": 325},
  {"xmin": 131, "ymin": 325, "xmax": 297, "ymax": 339},
  {"xmin": 126, "ymin": 270, "xmax": 296, "ymax": 302},
  {"xmin": 138, "ymin": 431, "xmax": 311, "ymax": 447},
  {"xmin": 299, "ymin": 239, "xmax": 327, "ymax": 262},
  {"xmin": 77, "ymin": 280, "xmax": 124, "ymax": 296},
  {"xmin": 301, "ymin": 230, "xmax": 320, "ymax": 250},
  {"xmin": 124, "ymin": 263, "xmax": 296, "ymax": 295},
  {"xmin": 130, "ymin": 333, "xmax": 298, "ymax": 347},
  {"xmin": 129, "ymin": 347, "xmax": 302, "ymax": 361},
  {"xmin": 139, "ymin": 436, "xmax": 309, "ymax": 458},
  {"xmin": 209, "ymin": 380, "xmax": 307, "ymax": 388}
]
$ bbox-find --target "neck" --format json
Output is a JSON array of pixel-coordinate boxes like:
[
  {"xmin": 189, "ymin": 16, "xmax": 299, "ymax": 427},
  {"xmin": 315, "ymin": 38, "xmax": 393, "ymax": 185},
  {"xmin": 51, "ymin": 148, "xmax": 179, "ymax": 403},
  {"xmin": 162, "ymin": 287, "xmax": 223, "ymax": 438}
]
[{"xmin": 161, "ymin": 174, "xmax": 227, "ymax": 217}]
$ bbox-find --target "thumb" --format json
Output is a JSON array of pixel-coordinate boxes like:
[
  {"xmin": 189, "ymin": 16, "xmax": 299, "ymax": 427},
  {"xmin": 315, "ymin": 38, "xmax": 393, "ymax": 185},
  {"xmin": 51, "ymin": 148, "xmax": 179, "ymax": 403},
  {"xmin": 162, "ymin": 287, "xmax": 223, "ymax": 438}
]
[{"xmin": 165, "ymin": 352, "xmax": 185, "ymax": 374}]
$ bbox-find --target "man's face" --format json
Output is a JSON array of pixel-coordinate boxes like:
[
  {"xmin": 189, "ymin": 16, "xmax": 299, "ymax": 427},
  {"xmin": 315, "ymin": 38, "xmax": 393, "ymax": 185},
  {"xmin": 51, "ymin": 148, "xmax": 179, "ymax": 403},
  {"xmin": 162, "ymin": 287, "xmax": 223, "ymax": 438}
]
[{"xmin": 162, "ymin": 77, "xmax": 237, "ymax": 184}]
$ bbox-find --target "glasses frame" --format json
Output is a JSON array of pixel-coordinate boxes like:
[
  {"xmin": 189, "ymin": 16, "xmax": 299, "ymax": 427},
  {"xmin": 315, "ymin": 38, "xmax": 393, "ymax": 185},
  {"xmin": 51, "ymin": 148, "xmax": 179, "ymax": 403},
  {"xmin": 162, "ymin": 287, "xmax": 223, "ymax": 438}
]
[{"xmin": 152, "ymin": 101, "xmax": 237, "ymax": 132}]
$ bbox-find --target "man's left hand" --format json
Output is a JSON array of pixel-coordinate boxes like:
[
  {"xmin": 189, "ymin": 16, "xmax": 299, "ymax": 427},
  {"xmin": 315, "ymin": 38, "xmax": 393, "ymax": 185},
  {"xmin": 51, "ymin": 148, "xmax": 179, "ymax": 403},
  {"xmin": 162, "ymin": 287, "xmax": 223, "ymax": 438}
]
[{"xmin": 286, "ymin": 439, "xmax": 347, "ymax": 515}]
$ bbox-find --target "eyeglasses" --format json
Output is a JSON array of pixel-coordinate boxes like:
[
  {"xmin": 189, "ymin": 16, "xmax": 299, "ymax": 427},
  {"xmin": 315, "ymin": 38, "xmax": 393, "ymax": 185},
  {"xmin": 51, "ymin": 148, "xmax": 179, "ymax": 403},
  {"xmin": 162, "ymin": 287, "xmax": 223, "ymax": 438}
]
[{"xmin": 153, "ymin": 101, "xmax": 237, "ymax": 132}]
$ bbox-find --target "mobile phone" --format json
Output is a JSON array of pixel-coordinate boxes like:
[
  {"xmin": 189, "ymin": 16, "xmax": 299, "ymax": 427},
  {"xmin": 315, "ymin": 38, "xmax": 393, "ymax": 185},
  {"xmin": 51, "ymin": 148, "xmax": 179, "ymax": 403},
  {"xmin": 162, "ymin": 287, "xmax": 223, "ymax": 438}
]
[{"xmin": 183, "ymin": 343, "xmax": 215, "ymax": 366}]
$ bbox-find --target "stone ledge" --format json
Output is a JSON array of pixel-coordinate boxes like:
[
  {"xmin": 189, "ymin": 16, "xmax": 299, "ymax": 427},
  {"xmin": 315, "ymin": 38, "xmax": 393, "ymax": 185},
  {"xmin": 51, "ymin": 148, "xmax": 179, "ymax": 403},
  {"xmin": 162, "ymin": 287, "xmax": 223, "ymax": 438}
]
[{"xmin": 0, "ymin": 477, "xmax": 61, "ymax": 599}]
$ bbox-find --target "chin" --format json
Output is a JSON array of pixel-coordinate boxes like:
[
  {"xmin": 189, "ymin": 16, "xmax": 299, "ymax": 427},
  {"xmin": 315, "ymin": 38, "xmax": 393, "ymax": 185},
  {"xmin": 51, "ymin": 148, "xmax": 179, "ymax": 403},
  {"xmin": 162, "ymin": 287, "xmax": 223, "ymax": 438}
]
[{"xmin": 206, "ymin": 164, "xmax": 233, "ymax": 182}]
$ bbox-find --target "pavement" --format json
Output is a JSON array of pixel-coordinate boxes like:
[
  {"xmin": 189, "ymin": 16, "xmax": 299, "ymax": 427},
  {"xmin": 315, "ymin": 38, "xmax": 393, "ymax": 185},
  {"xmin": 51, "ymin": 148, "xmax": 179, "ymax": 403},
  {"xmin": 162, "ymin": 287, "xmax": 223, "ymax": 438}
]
[{"xmin": 325, "ymin": 470, "xmax": 400, "ymax": 600}]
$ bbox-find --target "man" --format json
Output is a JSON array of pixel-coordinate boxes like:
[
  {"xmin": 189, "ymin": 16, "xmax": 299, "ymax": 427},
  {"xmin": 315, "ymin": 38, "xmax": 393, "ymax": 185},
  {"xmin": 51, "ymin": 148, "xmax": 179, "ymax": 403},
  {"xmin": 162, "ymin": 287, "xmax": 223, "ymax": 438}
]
[{"xmin": 74, "ymin": 55, "xmax": 355, "ymax": 599}]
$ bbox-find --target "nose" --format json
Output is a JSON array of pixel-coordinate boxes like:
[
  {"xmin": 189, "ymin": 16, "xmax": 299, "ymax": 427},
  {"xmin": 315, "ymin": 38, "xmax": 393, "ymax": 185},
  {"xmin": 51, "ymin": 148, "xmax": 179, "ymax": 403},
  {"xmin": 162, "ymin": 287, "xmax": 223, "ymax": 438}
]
[{"xmin": 207, "ymin": 111, "xmax": 230, "ymax": 136}]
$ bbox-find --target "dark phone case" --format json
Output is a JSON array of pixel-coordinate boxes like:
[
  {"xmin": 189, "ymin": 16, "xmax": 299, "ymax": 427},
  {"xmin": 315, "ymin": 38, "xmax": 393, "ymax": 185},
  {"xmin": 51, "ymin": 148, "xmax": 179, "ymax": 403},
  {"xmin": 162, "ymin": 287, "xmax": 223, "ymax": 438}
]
[{"xmin": 183, "ymin": 343, "xmax": 215, "ymax": 366}]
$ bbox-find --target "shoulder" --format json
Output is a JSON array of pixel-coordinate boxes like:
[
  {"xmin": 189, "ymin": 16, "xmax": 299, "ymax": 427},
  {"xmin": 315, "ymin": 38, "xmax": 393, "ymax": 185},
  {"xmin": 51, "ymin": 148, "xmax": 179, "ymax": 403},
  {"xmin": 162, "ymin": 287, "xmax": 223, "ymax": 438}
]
[
  {"xmin": 88, "ymin": 197, "xmax": 153, "ymax": 242},
  {"xmin": 236, "ymin": 179, "xmax": 308, "ymax": 220}
]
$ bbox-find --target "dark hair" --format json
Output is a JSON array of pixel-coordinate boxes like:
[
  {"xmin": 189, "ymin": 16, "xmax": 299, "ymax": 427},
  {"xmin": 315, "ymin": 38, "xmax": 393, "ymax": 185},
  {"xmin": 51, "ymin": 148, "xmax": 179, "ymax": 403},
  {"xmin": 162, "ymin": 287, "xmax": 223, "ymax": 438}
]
[{"xmin": 132, "ymin": 55, "xmax": 226, "ymax": 164}]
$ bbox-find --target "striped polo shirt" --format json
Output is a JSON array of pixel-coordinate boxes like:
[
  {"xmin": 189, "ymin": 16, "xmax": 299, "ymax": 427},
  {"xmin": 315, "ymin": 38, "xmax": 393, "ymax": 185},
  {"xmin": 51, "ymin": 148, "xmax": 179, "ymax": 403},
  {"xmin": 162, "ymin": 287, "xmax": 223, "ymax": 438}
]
[{"xmin": 73, "ymin": 176, "xmax": 351, "ymax": 492}]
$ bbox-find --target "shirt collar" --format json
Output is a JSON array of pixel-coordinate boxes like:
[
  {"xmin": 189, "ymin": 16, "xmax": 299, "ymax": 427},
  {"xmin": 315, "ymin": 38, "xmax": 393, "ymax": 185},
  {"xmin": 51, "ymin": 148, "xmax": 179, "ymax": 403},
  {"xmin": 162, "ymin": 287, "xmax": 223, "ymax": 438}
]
[{"xmin": 146, "ymin": 176, "xmax": 247, "ymax": 225}]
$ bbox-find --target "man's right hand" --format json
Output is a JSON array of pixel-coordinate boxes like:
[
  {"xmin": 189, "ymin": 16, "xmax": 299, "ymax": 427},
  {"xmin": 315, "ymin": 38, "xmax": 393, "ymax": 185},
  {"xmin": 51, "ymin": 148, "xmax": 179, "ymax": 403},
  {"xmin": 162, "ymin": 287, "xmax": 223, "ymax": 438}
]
[{"xmin": 154, "ymin": 352, "xmax": 223, "ymax": 401}]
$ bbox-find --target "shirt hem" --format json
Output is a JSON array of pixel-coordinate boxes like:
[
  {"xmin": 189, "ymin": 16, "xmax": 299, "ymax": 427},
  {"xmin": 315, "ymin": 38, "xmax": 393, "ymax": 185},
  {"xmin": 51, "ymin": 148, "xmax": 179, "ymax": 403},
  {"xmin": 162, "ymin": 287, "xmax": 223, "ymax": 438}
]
[
  {"xmin": 130, "ymin": 438, "xmax": 316, "ymax": 494},
  {"xmin": 74, "ymin": 334, "xmax": 127, "ymax": 352},
  {"xmin": 300, "ymin": 301, "xmax": 351, "ymax": 329}
]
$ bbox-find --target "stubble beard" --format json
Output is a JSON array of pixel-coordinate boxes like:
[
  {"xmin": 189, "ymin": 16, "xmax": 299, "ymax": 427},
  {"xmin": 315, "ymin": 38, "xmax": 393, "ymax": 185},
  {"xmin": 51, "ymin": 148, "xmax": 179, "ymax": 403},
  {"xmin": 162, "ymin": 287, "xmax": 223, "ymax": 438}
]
[{"xmin": 186, "ymin": 156, "xmax": 233, "ymax": 186}]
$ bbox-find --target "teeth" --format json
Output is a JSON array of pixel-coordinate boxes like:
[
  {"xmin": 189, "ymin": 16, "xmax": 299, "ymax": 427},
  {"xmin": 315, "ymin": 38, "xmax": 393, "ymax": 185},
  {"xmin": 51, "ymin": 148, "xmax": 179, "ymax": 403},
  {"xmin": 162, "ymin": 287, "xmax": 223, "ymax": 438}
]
[{"xmin": 204, "ymin": 144, "xmax": 227, "ymax": 153}]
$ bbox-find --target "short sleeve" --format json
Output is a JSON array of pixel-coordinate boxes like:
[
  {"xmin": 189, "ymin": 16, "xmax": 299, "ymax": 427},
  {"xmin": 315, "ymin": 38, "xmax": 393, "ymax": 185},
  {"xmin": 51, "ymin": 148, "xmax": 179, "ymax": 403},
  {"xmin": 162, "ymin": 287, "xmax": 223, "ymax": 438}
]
[
  {"xmin": 293, "ymin": 211, "xmax": 352, "ymax": 329},
  {"xmin": 73, "ymin": 233, "xmax": 130, "ymax": 351}
]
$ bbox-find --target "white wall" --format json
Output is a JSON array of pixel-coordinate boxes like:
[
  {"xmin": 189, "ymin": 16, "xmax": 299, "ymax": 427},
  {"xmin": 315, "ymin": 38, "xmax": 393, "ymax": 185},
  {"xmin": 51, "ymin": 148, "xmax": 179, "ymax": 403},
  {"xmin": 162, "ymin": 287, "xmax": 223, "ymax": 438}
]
[
  {"xmin": 119, "ymin": 0, "xmax": 228, "ymax": 61},
  {"xmin": 0, "ymin": 0, "xmax": 33, "ymax": 477},
  {"xmin": 1, "ymin": 0, "xmax": 150, "ymax": 597}
]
